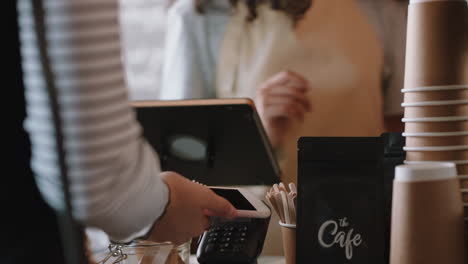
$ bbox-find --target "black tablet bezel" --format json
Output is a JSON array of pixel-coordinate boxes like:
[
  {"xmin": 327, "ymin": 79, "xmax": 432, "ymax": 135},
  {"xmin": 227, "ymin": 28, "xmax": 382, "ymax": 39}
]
[{"xmin": 133, "ymin": 98, "xmax": 280, "ymax": 186}]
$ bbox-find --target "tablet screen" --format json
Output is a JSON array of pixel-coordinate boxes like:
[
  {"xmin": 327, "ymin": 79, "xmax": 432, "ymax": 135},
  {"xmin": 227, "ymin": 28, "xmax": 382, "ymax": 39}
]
[
  {"xmin": 134, "ymin": 99, "xmax": 280, "ymax": 186},
  {"xmin": 211, "ymin": 188, "xmax": 256, "ymax": 211}
]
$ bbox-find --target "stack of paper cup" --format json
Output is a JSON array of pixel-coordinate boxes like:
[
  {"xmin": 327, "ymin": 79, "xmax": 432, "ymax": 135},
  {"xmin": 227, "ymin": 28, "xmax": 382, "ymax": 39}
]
[
  {"xmin": 403, "ymin": 86, "xmax": 468, "ymax": 226},
  {"xmin": 401, "ymin": 0, "xmax": 468, "ymax": 242}
]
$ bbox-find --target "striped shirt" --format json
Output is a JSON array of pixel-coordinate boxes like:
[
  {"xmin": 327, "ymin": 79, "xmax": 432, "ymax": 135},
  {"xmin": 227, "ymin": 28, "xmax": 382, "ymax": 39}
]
[{"xmin": 18, "ymin": 0, "xmax": 168, "ymax": 243}]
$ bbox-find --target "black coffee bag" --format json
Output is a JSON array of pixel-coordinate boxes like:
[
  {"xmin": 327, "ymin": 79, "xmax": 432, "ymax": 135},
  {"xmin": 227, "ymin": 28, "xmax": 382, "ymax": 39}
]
[{"xmin": 297, "ymin": 133, "xmax": 404, "ymax": 264}]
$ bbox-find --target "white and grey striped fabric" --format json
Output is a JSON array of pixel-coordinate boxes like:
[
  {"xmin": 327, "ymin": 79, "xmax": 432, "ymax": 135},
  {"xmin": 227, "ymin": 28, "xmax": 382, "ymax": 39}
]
[{"xmin": 17, "ymin": 0, "xmax": 168, "ymax": 243}]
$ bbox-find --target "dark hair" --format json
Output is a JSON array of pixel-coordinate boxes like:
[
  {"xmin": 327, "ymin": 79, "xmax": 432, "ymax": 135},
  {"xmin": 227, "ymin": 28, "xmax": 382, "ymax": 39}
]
[{"xmin": 196, "ymin": 0, "xmax": 312, "ymax": 23}]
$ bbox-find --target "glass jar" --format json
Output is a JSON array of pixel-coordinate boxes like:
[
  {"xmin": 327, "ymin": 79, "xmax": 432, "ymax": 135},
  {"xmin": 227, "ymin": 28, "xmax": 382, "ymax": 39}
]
[{"xmin": 94, "ymin": 240, "xmax": 191, "ymax": 264}]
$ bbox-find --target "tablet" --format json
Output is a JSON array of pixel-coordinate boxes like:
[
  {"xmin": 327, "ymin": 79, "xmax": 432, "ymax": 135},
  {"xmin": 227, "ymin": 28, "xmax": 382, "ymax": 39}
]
[{"xmin": 133, "ymin": 98, "xmax": 280, "ymax": 186}]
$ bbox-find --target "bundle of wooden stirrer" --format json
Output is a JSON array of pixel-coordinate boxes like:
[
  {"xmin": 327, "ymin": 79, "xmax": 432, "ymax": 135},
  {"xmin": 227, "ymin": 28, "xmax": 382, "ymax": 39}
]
[{"xmin": 266, "ymin": 182, "xmax": 297, "ymax": 225}]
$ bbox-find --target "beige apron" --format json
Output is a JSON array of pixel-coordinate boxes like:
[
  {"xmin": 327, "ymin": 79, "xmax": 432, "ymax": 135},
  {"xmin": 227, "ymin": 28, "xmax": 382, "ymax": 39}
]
[{"xmin": 217, "ymin": 0, "xmax": 385, "ymax": 185}]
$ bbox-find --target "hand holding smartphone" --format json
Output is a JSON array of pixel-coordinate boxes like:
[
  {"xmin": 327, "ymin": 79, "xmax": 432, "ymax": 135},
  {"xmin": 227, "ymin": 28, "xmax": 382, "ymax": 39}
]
[
  {"xmin": 209, "ymin": 187, "xmax": 271, "ymax": 219},
  {"xmin": 197, "ymin": 187, "xmax": 271, "ymax": 263}
]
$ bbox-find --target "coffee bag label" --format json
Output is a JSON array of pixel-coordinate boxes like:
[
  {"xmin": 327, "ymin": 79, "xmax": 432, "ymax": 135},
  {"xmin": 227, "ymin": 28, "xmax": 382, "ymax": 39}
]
[
  {"xmin": 318, "ymin": 217, "xmax": 363, "ymax": 260},
  {"xmin": 297, "ymin": 135, "xmax": 404, "ymax": 264}
]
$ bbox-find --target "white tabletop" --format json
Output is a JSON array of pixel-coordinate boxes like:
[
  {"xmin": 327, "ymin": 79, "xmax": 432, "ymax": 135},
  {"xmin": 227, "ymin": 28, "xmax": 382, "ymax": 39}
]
[{"xmin": 190, "ymin": 255, "xmax": 285, "ymax": 264}]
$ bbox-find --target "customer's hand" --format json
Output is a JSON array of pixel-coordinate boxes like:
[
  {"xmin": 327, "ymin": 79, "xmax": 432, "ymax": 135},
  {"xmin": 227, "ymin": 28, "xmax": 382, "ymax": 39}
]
[
  {"xmin": 149, "ymin": 172, "xmax": 237, "ymax": 245},
  {"xmin": 255, "ymin": 71, "xmax": 311, "ymax": 148}
]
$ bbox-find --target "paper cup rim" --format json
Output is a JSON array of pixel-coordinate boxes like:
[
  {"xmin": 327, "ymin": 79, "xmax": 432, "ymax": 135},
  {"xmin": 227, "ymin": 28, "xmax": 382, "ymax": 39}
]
[
  {"xmin": 402, "ymin": 85, "xmax": 468, "ymax": 92},
  {"xmin": 402, "ymin": 116, "xmax": 468, "ymax": 122},
  {"xmin": 405, "ymin": 160, "xmax": 468, "ymax": 165},
  {"xmin": 403, "ymin": 145, "xmax": 468, "ymax": 151},
  {"xmin": 395, "ymin": 162, "xmax": 457, "ymax": 182},
  {"xmin": 279, "ymin": 221, "xmax": 296, "ymax": 228},
  {"xmin": 402, "ymin": 99, "xmax": 468, "ymax": 107},
  {"xmin": 402, "ymin": 131, "xmax": 468, "ymax": 137},
  {"xmin": 410, "ymin": 0, "xmax": 468, "ymax": 3}
]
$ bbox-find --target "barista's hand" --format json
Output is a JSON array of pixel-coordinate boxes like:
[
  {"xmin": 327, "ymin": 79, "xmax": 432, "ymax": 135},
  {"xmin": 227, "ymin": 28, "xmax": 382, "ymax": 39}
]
[
  {"xmin": 255, "ymin": 71, "xmax": 311, "ymax": 148},
  {"xmin": 149, "ymin": 172, "xmax": 237, "ymax": 245}
]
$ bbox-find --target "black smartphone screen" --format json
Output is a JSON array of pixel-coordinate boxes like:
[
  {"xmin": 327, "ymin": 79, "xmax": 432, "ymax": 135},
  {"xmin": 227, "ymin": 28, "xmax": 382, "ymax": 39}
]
[{"xmin": 211, "ymin": 188, "xmax": 256, "ymax": 211}]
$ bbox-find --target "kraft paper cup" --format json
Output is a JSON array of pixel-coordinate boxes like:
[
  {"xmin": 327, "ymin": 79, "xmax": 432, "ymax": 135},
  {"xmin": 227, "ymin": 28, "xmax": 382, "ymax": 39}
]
[
  {"xmin": 458, "ymin": 165, "xmax": 468, "ymax": 175},
  {"xmin": 406, "ymin": 162, "xmax": 468, "ymax": 175},
  {"xmin": 402, "ymin": 100, "xmax": 468, "ymax": 118},
  {"xmin": 404, "ymin": 145, "xmax": 468, "ymax": 161},
  {"xmin": 402, "ymin": 132, "xmax": 468, "ymax": 147},
  {"xmin": 390, "ymin": 162, "xmax": 465, "ymax": 264},
  {"xmin": 404, "ymin": 0, "xmax": 468, "ymax": 89},
  {"xmin": 406, "ymin": 152, "xmax": 468, "ymax": 161},
  {"xmin": 403, "ymin": 119, "xmax": 468, "ymax": 133},
  {"xmin": 461, "ymin": 179, "xmax": 468, "ymax": 188},
  {"xmin": 402, "ymin": 85, "xmax": 468, "ymax": 103},
  {"xmin": 463, "ymin": 188, "xmax": 468, "ymax": 202},
  {"xmin": 404, "ymin": 135, "xmax": 468, "ymax": 147},
  {"xmin": 279, "ymin": 222, "xmax": 296, "ymax": 264},
  {"xmin": 405, "ymin": 160, "xmax": 468, "ymax": 166}
]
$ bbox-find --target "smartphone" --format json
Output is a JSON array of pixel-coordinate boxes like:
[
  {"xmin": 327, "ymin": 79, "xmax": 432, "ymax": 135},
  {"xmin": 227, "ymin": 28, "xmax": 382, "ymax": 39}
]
[
  {"xmin": 197, "ymin": 187, "xmax": 271, "ymax": 264},
  {"xmin": 209, "ymin": 186, "xmax": 271, "ymax": 219}
]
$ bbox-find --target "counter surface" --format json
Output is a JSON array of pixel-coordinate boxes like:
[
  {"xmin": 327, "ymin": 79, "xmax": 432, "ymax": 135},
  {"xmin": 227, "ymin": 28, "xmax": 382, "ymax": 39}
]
[{"xmin": 190, "ymin": 255, "xmax": 285, "ymax": 264}]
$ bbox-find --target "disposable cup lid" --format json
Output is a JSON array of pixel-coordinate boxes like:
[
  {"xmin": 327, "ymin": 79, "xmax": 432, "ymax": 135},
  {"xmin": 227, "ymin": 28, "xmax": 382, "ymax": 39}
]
[
  {"xmin": 404, "ymin": 160, "xmax": 468, "ymax": 165},
  {"xmin": 279, "ymin": 221, "xmax": 296, "ymax": 228},
  {"xmin": 402, "ymin": 85, "xmax": 468, "ymax": 92},
  {"xmin": 403, "ymin": 145, "xmax": 468, "ymax": 151},
  {"xmin": 410, "ymin": 0, "xmax": 467, "ymax": 3},
  {"xmin": 402, "ymin": 116, "xmax": 468, "ymax": 122},
  {"xmin": 402, "ymin": 131, "xmax": 468, "ymax": 137},
  {"xmin": 395, "ymin": 162, "xmax": 457, "ymax": 182},
  {"xmin": 402, "ymin": 99, "xmax": 468, "ymax": 107}
]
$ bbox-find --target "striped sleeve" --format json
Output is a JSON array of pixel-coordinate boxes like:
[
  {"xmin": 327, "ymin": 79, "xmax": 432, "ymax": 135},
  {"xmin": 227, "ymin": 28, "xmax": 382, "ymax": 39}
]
[{"xmin": 17, "ymin": 0, "xmax": 169, "ymax": 243}]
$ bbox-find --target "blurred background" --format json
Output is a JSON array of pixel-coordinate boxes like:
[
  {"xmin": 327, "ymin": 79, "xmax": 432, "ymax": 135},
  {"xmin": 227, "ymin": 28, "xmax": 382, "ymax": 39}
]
[{"xmin": 120, "ymin": 0, "xmax": 167, "ymax": 100}]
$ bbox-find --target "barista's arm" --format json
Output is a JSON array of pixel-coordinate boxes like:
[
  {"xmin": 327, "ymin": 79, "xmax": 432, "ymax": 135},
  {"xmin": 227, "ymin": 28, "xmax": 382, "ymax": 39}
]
[{"xmin": 18, "ymin": 0, "xmax": 235, "ymax": 244}]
